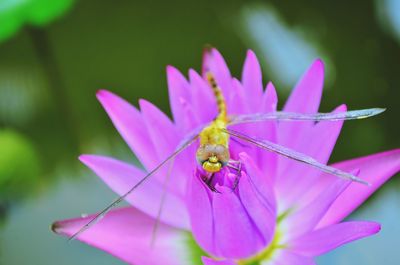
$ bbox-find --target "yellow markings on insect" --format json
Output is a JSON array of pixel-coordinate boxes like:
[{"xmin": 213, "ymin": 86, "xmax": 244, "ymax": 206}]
[
  {"xmin": 196, "ymin": 72, "xmax": 231, "ymax": 173},
  {"xmin": 202, "ymin": 156, "xmax": 223, "ymax": 172},
  {"xmin": 206, "ymin": 72, "xmax": 228, "ymax": 123}
]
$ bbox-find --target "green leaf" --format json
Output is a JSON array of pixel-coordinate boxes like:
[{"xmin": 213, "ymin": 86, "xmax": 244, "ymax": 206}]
[
  {"xmin": 0, "ymin": 0, "xmax": 75, "ymax": 42},
  {"xmin": 0, "ymin": 129, "xmax": 41, "ymax": 198},
  {"xmin": 26, "ymin": 0, "xmax": 75, "ymax": 26}
]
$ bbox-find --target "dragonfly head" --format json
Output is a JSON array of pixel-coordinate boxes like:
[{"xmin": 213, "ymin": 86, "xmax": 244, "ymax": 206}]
[{"xmin": 196, "ymin": 144, "xmax": 230, "ymax": 173}]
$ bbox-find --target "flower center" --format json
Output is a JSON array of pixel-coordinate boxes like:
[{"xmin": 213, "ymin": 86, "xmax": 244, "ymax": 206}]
[{"xmin": 197, "ymin": 165, "xmax": 241, "ymax": 192}]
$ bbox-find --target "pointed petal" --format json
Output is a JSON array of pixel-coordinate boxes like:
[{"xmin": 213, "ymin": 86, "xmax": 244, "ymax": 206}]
[
  {"xmin": 283, "ymin": 59, "xmax": 324, "ymax": 114},
  {"xmin": 242, "ymin": 50, "xmax": 263, "ymax": 110},
  {"xmin": 139, "ymin": 99, "xmax": 179, "ymax": 160},
  {"xmin": 291, "ymin": 221, "xmax": 381, "ymax": 257},
  {"xmin": 238, "ymin": 174, "xmax": 276, "ymax": 246},
  {"xmin": 167, "ymin": 65, "xmax": 193, "ymax": 130},
  {"xmin": 138, "ymin": 100, "xmax": 188, "ymax": 194},
  {"xmin": 187, "ymin": 173, "xmax": 216, "ymax": 255},
  {"xmin": 285, "ymin": 175, "xmax": 354, "ymax": 239},
  {"xmin": 202, "ymin": 48, "xmax": 232, "ymax": 98},
  {"xmin": 202, "ymin": 257, "xmax": 237, "ymax": 265},
  {"xmin": 239, "ymin": 154, "xmax": 276, "ymax": 246},
  {"xmin": 263, "ymin": 81, "xmax": 278, "ymax": 112},
  {"xmin": 96, "ymin": 90, "xmax": 158, "ymax": 171},
  {"xmin": 52, "ymin": 208, "xmax": 196, "ymax": 265},
  {"xmin": 239, "ymin": 152, "xmax": 276, "ymax": 209},
  {"xmin": 258, "ymin": 82, "xmax": 278, "ymax": 180},
  {"xmin": 213, "ymin": 186, "xmax": 262, "ymax": 258},
  {"xmin": 188, "ymin": 69, "xmax": 218, "ymax": 124},
  {"xmin": 317, "ymin": 149, "xmax": 400, "ymax": 228},
  {"xmin": 278, "ymin": 59, "xmax": 324, "ymax": 149},
  {"xmin": 228, "ymin": 78, "xmax": 248, "ymax": 115},
  {"xmin": 271, "ymin": 250, "xmax": 316, "ymax": 265},
  {"xmin": 79, "ymin": 155, "xmax": 190, "ymax": 230}
]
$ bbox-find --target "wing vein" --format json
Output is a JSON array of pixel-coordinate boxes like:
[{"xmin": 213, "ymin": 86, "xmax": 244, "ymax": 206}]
[
  {"xmin": 228, "ymin": 108, "xmax": 385, "ymax": 125},
  {"xmin": 223, "ymin": 129, "xmax": 369, "ymax": 185}
]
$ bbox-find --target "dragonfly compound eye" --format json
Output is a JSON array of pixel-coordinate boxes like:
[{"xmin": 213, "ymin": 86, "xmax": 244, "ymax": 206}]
[
  {"xmin": 214, "ymin": 144, "xmax": 230, "ymax": 166},
  {"xmin": 196, "ymin": 144, "xmax": 230, "ymax": 173}
]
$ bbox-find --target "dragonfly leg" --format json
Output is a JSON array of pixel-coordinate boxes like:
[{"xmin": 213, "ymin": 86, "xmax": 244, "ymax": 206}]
[
  {"xmin": 227, "ymin": 160, "xmax": 242, "ymax": 171},
  {"xmin": 227, "ymin": 160, "xmax": 242, "ymax": 190},
  {"xmin": 206, "ymin": 173, "xmax": 215, "ymax": 186},
  {"xmin": 203, "ymin": 173, "xmax": 221, "ymax": 193}
]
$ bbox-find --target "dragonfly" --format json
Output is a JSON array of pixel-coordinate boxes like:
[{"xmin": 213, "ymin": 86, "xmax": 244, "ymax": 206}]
[{"xmin": 68, "ymin": 72, "xmax": 385, "ymax": 241}]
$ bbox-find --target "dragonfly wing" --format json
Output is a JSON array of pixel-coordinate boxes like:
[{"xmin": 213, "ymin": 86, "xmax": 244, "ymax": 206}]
[
  {"xmin": 68, "ymin": 134, "xmax": 199, "ymax": 241},
  {"xmin": 224, "ymin": 129, "xmax": 369, "ymax": 185},
  {"xmin": 228, "ymin": 108, "xmax": 385, "ymax": 125}
]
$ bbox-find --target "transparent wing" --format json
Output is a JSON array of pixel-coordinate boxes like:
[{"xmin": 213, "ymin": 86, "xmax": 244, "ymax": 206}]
[
  {"xmin": 224, "ymin": 128, "xmax": 369, "ymax": 185},
  {"xmin": 68, "ymin": 134, "xmax": 199, "ymax": 241},
  {"xmin": 228, "ymin": 108, "xmax": 385, "ymax": 125}
]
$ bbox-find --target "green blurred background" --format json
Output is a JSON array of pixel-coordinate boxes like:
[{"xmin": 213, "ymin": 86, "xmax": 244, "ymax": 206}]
[{"xmin": 0, "ymin": 0, "xmax": 399, "ymax": 264}]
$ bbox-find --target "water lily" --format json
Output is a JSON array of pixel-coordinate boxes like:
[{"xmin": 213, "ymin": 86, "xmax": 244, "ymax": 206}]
[{"xmin": 52, "ymin": 48, "xmax": 400, "ymax": 265}]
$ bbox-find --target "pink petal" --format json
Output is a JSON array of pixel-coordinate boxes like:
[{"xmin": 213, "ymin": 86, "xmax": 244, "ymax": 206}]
[
  {"xmin": 271, "ymin": 250, "xmax": 316, "ymax": 265},
  {"xmin": 96, "ymin": 90, "xmax": 158, "ymax": 171},
  {"xmin": 262, "ymin": 81, "xmax": 278, "ymax": 112},
  {"xmin": 282, "ymin": 59, "xmax": 324, "ymax": 114},
  {"xmin": 52, "ymin": 207, "xmax": 196, "ymax": 265},
  {"xmin": 167, "ymin": 65, "xmax": 195, "ymax": 130},
  {"xmin": 202, "ymin": 257, "xmax": 237, "ymax": 265},
  {"xmin": 285, "ymin": 174, "xmax": 354, "ymax": 239},
  {"xmin": 213, "ymin": 186, "xmax": 262, "ymax": 258},
  {"xmin": 317, "ymin": 149, "xmax": 400, "ymax": 228},
  {"xmin": 241, "ymin": 50, "xmax": 264, "ymax": 110},
  {"xmin": 239, "ymin": 154, "xmax": 276, "ymax": 244},
  {"xmin": 257, "ymin": 82, "xmax": 279, "ymax": 180},
  {"xmin": 188, "ymin": 69, "xmax": 218, "ymax": 124},
  {"xmin": 139, "ymin": 99, "xmax": 189, "ymax": 194},
  {"xmin": 139, "ymin": 99, "xmax": 179, "ymax": 160},
  {"xmin": 228, "ymin": 78, "xmax": 248, "ymax": 115},
  {"xmin": 278, "ymin": 59, "xmax": 324, "ymax": 150},
  {"xmin": 238, "ymin": 172, "xmax": 276, "ymax": 245},
  {"xmin": 239, "ymin": 152, "xmax": 276, "ymax": 210},
  {"xmin": 187, "ymin": 173, "xmax": 216, "ymax": 255},
  {"xmin": 79, "ymin": 154, "xmax": 190, "ymax": 230},
  {"xmin": 290, "ymin": 221, "xmax": 381, "ymax": 257}
]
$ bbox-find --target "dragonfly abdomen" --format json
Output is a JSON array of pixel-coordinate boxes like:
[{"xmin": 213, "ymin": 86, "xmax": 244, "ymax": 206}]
[{"xmin": 196, "ymin": 73, "xmax": 230, "ymax": 173}]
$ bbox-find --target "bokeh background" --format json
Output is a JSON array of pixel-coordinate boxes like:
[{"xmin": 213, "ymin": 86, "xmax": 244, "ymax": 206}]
[{"xmin": 0, "ymin": 0, "xmax": 399, "ymax": 264}]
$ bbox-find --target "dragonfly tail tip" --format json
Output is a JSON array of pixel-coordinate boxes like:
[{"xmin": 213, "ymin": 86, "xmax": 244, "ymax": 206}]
[
  {"xmin": 373, "ymin": 108, "xmax": 386, "ymax": 115},
  {"xmin": 355, "ymin": 178, "xmax": 370, "ymax": 186}
]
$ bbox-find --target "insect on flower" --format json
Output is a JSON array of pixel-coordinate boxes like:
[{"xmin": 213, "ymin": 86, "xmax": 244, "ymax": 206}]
[{"xmin": 67, "ymin": 50, "xmax": 385, "ymax": 242}]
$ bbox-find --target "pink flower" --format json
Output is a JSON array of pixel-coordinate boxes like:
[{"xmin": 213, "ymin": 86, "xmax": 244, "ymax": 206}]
[{"xmin": 52, "ymin": 49, "xmax": 400, "ymax": 265}]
